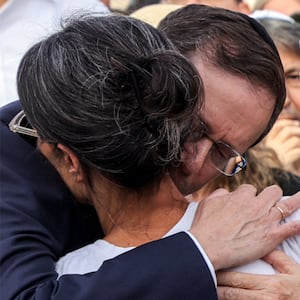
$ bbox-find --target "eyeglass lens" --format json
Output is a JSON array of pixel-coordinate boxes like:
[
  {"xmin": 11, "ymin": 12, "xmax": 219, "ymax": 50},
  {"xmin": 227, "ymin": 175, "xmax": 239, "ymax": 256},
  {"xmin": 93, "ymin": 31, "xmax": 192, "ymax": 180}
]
[{"xmin": 209, "ymin": 141, "xmax": 245, "ymax": 176}]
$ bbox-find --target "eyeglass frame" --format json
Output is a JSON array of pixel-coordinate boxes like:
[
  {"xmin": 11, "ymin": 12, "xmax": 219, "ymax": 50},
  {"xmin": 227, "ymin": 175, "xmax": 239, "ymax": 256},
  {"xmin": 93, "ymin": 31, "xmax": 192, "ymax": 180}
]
[
  {"xmin": 204, "ymin": 133, "xmax": 247, "ymax": 176},
  {"xmin": 9, "ymin": 110, "xmax": 38, "ymax": 138},
  {"xmin": 9, "ymin": 110, "xmax": 247, "ymax": 176}
]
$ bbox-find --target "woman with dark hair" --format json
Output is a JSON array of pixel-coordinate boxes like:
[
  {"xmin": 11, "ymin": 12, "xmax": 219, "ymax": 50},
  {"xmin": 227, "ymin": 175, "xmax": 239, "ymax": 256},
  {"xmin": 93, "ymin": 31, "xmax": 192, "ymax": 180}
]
[{"xmin": 4, "ymin": 7, "xmax": 300, "ymax": 300}]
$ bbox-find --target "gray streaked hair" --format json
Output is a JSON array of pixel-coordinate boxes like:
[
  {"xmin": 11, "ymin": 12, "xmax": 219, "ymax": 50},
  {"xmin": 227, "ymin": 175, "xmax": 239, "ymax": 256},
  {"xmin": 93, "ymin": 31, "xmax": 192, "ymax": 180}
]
[
  {"xmin": 18, "ymin": 14, "xmax": 203, "ymax": 189},
  {"xmin": 257, "ymin": 18, "xmax": 300, "ymax": 55}
]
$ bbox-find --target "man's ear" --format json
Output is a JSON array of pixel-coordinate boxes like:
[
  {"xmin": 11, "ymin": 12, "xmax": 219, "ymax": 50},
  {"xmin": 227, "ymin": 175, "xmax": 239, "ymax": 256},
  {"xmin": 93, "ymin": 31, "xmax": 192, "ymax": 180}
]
[
  {"xmin": 56, "ymin": 143, "xmax": 85, "ymax": 182},
  {"xmin": 180, "ymin": 139, "xmax": 212, "ymax": 175}
]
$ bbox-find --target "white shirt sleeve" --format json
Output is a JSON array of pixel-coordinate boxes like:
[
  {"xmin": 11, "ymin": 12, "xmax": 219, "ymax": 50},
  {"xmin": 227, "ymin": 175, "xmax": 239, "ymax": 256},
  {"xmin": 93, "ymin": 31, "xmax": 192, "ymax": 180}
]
[{"xmin": 184, "ymin": 231, "xmax": 217, "ymax": 287}]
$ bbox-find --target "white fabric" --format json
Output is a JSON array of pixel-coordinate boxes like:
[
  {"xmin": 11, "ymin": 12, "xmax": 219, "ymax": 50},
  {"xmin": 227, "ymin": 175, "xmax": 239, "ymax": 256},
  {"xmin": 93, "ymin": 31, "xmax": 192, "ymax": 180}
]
[
  {"xmin": 56, "ymin": 199, "xmax": 300, "ymax": 277},
  {"xmin": 232, "ymin": 196, "xmax": 300, "ymax": 274},
  {"xmin": 0, "ymin": 0, "xmax": 109, "ymax": 106},
  {"xmin": 250, "ymin": 9, "xmax": 295, "ymax": 23},
  {"xmin": 56, "ymin": 202, "xmax": 199, "ymax": 276},
  {"xmin": 185, "ymin": 230, "xmax": 217, "ymax": 287}
]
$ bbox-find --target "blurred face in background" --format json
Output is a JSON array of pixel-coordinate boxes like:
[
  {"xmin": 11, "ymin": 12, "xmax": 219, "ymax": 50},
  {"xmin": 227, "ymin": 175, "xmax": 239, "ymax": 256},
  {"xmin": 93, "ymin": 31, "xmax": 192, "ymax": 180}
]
[
  {"xmin": 263, "ymin": 0, "xmax": 300, "ymax": 16},
  {"xmin": 0, "ymin": 0, "xmax": 8, "ymax": 7},
  {"xmin": 279, "ymin": 46, "xmax": 300, "ymax": 120}
]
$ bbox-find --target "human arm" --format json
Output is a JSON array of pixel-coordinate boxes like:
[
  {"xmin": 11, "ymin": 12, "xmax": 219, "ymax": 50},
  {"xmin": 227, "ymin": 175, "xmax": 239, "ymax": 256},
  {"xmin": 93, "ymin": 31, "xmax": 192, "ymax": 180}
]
[
  {"xmin": 0, "ymin": 101, "xmax": 217, "ymax": 300},
  {"xmin": 217, "ymin": 250, "xmax": 300, "ymax": 300},
  {"xmin": 2, "ymin": 102, "xmax": 300, "ymax": 300}
]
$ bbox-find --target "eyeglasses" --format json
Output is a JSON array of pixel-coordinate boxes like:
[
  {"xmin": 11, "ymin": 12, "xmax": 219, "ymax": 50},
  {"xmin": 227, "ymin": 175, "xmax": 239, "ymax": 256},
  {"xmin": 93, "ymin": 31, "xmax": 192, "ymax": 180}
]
[
  {"xmin": 9, "ymin": 110, "xmax": 38, "ymax": 138},
  {"xmin": 206, "ymin": 135, "xmax": 247, "ymax": 176},
  {"xmin": 9, "ymin": 111, "xmax": 247, "ymax": 175}
]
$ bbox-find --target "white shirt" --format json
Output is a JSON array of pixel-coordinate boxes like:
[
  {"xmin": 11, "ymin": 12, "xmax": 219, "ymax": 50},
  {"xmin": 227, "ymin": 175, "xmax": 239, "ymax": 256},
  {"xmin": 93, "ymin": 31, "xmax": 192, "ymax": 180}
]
[
  {"xmin": 0, "ymin": 0, "xmax": 110, "ymax": 106},
  {"xmin": 56, "ymin": 202, "xmax": 199, "ymax": 277},
  {"xmin": 56, "ymin": 199, "xmax": 300, "ymax": 278}
]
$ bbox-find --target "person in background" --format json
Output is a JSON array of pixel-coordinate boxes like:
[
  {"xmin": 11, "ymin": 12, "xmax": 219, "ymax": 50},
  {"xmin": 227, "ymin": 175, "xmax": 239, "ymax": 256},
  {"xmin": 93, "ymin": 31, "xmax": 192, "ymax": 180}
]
[
  {"xmin": 255, "ymin": 16, "xmax": 300, "ymax": 176},
  {"xmin": 0, "ymin": 0, "xmax": 109, "ymax": 107},
  {"xmin": 252, "ymin": 0, "xmax": 300, "ymax": 16},
  {"xmin": 1, "ymin": 5, "xmax": 300, "ymax": 300}
]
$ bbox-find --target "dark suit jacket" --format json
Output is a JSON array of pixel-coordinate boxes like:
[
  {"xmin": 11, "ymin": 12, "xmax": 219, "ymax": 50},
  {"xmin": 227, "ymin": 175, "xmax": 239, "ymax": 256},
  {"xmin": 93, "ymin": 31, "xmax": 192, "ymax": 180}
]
[{"xmin": 0, "ymin": 101, "xmax": 217, "ymax": 300}]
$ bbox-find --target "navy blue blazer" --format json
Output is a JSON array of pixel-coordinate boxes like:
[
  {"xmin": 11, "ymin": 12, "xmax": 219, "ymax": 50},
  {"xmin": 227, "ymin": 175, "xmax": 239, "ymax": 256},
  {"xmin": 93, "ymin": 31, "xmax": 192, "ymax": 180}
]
[{"xmin": 0, "ymin": 101, "xmax": 217, "ymax": 300}]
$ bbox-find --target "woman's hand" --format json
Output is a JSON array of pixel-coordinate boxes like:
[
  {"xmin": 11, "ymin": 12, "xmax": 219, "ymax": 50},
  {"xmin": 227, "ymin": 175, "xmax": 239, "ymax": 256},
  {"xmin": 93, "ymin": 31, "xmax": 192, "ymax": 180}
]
[
  {"xmin": 217, "ymin": 250, "xmax": 300, "ymax": 300},
  {"xmin": 264, "ymin": 119, "xmax": 300, "ymax": 175}
]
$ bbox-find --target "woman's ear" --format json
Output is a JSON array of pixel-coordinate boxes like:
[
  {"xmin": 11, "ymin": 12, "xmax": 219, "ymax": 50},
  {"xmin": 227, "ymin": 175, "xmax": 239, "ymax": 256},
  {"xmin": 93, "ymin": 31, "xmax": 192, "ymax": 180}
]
[
  {"xmin": 180, "ymin": 139, "xmax": 212, "ymax": 175},
  {"xmin": 56, "ymin": 143, "xmax": 85, "ymax": 182}
]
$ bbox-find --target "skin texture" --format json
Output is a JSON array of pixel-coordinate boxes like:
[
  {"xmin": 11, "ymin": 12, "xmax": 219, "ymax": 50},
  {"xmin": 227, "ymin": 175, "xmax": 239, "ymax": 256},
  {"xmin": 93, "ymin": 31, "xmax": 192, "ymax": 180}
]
[
  {"xmin": 40, "ymin": 136, "xmax": 300, "ymax": 272},
  {"xmin": 190, "ymin": 187, "xmax": 300, "ymax": 270},
  {"xmin": 282, "ymin": 48, "xmax": 300, "ymax": 118},
  {"xmin": 38, "ymin": 53, "xmax": 300, "ymax": 273},
  {"xmin": 173, "ymin": 55, "xmax": 275, "ymax": 195},
  {"xmin": 264, "ymin": 47, "xmax": 300, "ymax": 175},
  {"xmin": 217, "ymin": 250, "xmax": 300, "ymax": 300}
]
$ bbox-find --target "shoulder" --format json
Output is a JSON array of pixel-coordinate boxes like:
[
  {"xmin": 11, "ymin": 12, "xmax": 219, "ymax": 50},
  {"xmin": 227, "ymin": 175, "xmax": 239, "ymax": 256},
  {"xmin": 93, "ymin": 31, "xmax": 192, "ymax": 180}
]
[{"xmin": 0, "ymin": 101, "xmax": 21, "ymax": 124}]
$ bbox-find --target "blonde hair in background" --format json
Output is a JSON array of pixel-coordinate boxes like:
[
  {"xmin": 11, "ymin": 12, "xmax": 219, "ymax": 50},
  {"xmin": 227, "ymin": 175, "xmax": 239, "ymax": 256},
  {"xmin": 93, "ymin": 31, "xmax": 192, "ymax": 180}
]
[{"xmin": 194, "ymin": 145, "xmax": 287, "ymax": 200}]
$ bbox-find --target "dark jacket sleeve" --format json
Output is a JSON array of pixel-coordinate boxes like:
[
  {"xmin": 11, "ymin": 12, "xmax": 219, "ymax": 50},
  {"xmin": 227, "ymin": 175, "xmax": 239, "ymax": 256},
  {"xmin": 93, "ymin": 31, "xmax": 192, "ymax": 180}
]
[{"xmin": 0, "ymin": 101, "xmax": 217, "ymax": 300}]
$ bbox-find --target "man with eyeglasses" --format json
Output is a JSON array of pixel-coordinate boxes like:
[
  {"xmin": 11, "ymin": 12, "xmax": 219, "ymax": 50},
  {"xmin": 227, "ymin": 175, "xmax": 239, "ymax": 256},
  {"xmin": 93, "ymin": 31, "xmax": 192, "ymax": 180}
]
[{"xmin": 1, "ymin": 5, "xmax": 300, "ymax": 300}]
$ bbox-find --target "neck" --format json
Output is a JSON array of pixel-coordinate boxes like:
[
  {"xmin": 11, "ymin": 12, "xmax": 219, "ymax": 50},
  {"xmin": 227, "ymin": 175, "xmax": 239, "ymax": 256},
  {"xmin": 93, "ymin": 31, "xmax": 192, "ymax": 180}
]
[{"xmin": 91, "ymin": 175, "xmax": 189, "ymax": 247}]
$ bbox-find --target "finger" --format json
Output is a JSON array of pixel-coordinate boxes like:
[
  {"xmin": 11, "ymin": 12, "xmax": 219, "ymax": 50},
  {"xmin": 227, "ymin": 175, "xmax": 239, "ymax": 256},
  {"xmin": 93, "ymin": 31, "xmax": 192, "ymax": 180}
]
[
  {"xmin": 217, "ymin": 271, "xmax": 266, "ymax": 288},
  {"xmin": 263, "ymin": 250, "xmax": 300, "ymax": 274},
  {"xmin": 279, "ymin": 135, "xmax": 300, "ymax": 150},
  {"xmin": 272, "ymin": 119, "xmax": 300, "ymax": 129},
  {"xmin": 256, "ymin": 185, "xmax": 283, "ymax": 208},
  {"xmin": 218, "ymin": 286, "xmax": 267, "ymax": 300},
  {"xmin": 265, "ymin": 122, "xmax": 300, "ymax": 144},
  {"xmin": 274, "ymin": 219, "xmax": 300, "ymax": 242},
  {"xmin": 273, "ymin": 192, "xmax": 300, "ymax": 220},
  {"xmin": 275, "ymin": 126, "xmax": 300, "ymax": 142},
  {"xmin": 283, "ymin": 149, "xmax": 300, "ymax": 164}
]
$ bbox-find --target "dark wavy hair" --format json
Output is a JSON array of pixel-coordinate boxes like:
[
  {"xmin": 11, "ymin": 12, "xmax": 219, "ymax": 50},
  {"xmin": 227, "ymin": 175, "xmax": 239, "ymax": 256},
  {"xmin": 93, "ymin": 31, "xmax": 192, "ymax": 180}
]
[{"xmin": 18, "ymin": 14, "xmax": 203, "ymax": 189}]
